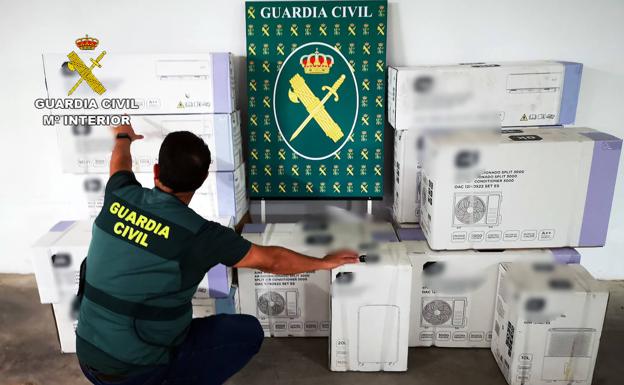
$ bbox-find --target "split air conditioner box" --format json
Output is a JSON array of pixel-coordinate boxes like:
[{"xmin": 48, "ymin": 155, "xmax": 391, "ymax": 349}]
[
  {"xmin": 491, "ymin": 262, "xmax": 608, "ymax": 385},
  {"xmin": 420, "ymin": 127, "xmax": 621, "ymax": 250},
  {"xmin": 42, "ymin": 52, "xmax": 236, "ymax": 114},
  {"xmin": 56, "ymin": 112, "xmax": 242, "ymax": 174},
  {"xmin": 239, "ymin": 221, "xmax": 398, "ymax": 337},
  {"xmin": 402, "ymin": 230, "xmax": 581, "ymax": 348},
  {"xmin": 32, "ymin": 218, "xmax": 235, "ymax": 304},
  {"xmin": 330, "ymin": 242, "xmax": 412, "ymax": 372},
  {"xmin": 388, "ymin": 61, "xmax": 582, "ymax": 130}
]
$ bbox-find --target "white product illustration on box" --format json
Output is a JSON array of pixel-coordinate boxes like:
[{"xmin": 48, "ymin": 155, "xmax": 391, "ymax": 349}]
[
  {"xmin": 421, "ymin": 297, "xmax": 467, "ymax": 327},
  {"xmin": 453, "ymin": 192, "xmax": 501, "ymax": 227},
  {"xmin": 542, "ymin": 328, "xmax": 595, "ymax": 381},
  {"xmin": 357, "ymin": 305, "xmax": 400, "ymax": 365},
  {"xmin": 256, "ymin": 289, "xmax": 299, "ymax": 318}
]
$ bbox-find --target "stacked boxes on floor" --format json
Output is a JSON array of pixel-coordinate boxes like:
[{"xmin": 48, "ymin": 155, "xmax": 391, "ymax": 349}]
[
  {"xmin": 330, "ymin": 242, "xmax": 412, "ymax": 372},
  {"xmin": 239, "ymin": 221, "xmax": 399, "ymax": 337},
  {"xmin": 491, "ymin": 263, "xmax": 608, "ymax": 385},
  {"xmin": 398, "ymin": 227, "xmax": 581, "ymax": 348},
  {"xmin": 41, "ymin": 52, "xmax": 248, "ymax": 224},
  {"xmin": 384, "ymin": 59, "xmax": 620, "ymax": 383},
  {"xmin": 387, "ymin": 61, "xmax": 583, "ymax": 225},
  {"xmin": 32, "ymin": 218, "xmax": 238, "ymax": 353},
  {"xmin": 419, "ymin": 127, "xmax": 621, "ymax": 250}
]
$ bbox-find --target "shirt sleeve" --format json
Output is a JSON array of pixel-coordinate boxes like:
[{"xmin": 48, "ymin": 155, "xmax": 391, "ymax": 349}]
[
  {"xmin": 194, "ymin": 221, "xmax": 252, "ymax": 267},
  {"xmin": 105, "ymin": 171, "xmax": 141, "ymax": 196}
]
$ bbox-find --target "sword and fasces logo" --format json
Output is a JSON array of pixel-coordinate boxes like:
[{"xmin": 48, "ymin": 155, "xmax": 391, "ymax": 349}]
[
  {"xmin": 275, "ymin": 43, "xmax": 358, "ymax": 160},
  {"xmin": 66, "ymin": 34, "xmax": 106, "ymax": 95}
]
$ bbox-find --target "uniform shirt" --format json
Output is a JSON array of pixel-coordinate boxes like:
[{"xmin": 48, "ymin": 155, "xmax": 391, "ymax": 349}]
[{"xmin": 76, "ymin": 171, "xmax": 251, "ymax": 375}]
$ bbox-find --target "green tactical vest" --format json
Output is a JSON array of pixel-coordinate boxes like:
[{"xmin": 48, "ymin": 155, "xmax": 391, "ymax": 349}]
[{"xmin": 76, "ymin": 171, "xmax": 250, "ymax": 375}]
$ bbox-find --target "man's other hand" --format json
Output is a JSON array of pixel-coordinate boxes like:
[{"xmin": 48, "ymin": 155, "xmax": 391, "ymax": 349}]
[
  {"xmin": 113, "ymin": 123, "xmax": 144, "ymax": 142},
  {"xmin": 321, "ymin": 249, "xmax": 359, "ymax": 270}
]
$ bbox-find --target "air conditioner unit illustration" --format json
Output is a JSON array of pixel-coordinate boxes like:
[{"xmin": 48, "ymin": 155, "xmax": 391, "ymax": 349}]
[
  {"xmin": 256, "ymin": 289, "xmax": 299, "ymax": 318},
  {"xmin": 421, "ymin": 297, "xmax": 467, "ymax": 327},
  {"xmin": 453, "ymin": 192, "xmax": 501, "ymax": 226},
  {"xmin": 542, "ymin": 328, "xmax": 595, "ymax": 381}
]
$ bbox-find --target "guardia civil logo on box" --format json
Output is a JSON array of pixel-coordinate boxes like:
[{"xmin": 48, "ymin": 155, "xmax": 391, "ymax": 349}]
[
  {"xmin": 246, "ymin": 0, "xmax": 387, "ymax": 199},
  {"xmin": 275, "ymin": 42, "xmax": 358, "ymax": 160}
]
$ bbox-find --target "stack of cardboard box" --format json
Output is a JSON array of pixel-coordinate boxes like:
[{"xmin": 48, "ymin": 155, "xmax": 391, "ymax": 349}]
[
  {"xmin": 36, "ymin": 52, "xmax": 249, "ymax": 352},
  {"xmin": 379, "ymin": 61, "xmax": 619, "ymax": 384},
  {"xmin": 32, "ymin": 218, "xmax": 239, "ymax": 353},
  {"xmin": 42, "ymin": 52, "xmax": 248, "ymax": 224}
]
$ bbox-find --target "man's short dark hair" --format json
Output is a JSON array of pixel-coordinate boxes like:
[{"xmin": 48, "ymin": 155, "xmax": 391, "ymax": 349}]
[{"xmin": 158, "ymin": 131, "xmax": 211, "ymax": 192}]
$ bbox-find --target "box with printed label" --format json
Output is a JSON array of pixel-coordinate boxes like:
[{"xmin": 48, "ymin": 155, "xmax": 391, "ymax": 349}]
[
  {"xmin": 32, "ymin": 218, "xmax": 235, "ymax": 304},
  {"xmin": 419, "ymin": 127, "xmax": 622, "ymax": 250},
  {"xmin": 189, "ymin": 163, "xmax": 249, "ymax": 225},
  {"xmin": 393, "ymin": 129, "xmax": 421, "ymax": 224},
  {"xmin": 71, "ymin": 171, "xmax": 247, "ymax": 225},
  {"xmin": 42, "ymin": 52, "xmax": 236, "ymax": 114},
  {"xmin": 239, "ymin": 221, "xmax": 398, "ymax": 337},
  {"xmin": 330, "ymin": 242, "xmax": 412, "ymax": 372},
  {"xmin": 491, "ymin": 262, "xmax": 608, "ymax": 385},
  {"xmin": 388, "ymin": 61, "xmax": 582, "ymax": 130},
  {"xmin": 58, "ymin": 112, "xmax": 242, "ymax": 174},
  {"xmin": 401, "ymin": 228, "xmax": 581, "ymax": 348}
]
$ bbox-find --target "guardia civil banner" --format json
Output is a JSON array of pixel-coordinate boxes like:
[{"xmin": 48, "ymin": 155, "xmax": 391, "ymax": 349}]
[{"xmin": 245, "ymin": 0, "xmax": 387, "ymax": 199}]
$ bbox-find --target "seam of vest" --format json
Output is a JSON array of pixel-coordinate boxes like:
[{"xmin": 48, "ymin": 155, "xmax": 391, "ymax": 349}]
[{"xmin": 84, "ymin": 282, "xmax": 191, "ymax": 321}]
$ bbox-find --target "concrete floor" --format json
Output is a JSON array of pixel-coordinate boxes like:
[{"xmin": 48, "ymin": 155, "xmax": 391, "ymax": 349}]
[{"xmin": 1, "ymin": 274, "xmax": 622, "ymax": 385}]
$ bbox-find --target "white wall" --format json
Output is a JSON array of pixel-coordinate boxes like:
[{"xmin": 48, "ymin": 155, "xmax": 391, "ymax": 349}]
[{"xmin": 0, "ymin": 0, "xmax": 623, "ymax": 278}]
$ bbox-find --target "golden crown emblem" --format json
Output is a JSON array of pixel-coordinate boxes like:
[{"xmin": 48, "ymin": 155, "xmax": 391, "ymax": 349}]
[
  {"xmin": 75, "ymin": 34, "xmax": 99, "ymax": 50},
  {"xmin": 300, "ymin": 49, "xmax": 333, "ymax": 75}
]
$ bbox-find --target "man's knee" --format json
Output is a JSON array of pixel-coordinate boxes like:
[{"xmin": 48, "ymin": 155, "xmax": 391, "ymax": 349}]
[{"xmin": 236, "ymin": 314, "xmax": 264, "ymax": 353}]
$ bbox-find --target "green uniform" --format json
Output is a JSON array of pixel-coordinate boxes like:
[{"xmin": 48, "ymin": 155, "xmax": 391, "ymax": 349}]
[{"xmin": 76, "ymin": 171, "xmax": 251, "ymax": 375}]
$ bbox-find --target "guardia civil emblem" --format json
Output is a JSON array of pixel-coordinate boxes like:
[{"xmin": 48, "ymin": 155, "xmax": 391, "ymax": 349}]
[{"xmin": 274, "ymin": 42, "xmax": 358, "ymax": 160}]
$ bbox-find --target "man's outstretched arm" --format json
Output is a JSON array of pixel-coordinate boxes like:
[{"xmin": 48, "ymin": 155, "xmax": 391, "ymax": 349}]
[
  {"xmin": 234, "ymin": 244, "xmax": 358, "ymax": 274},
  {"xmin": 110, "ymin": 123, "xmax": 144, "ymax": 176}
]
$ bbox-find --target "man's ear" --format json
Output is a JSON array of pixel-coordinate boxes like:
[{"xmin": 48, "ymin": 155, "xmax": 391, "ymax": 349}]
[{"xmin": 153, "ymin": 164, "xmax": 160, "ymax": 185}]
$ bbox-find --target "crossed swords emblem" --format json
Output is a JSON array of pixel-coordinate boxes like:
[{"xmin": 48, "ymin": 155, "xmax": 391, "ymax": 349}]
[
  {"xmin": 287, "ymin": 73, "xmax": 346, "ymax": 142},
  {"xmin": 66, "ymin": 50, "xmax": 107, "ymax": 95}
]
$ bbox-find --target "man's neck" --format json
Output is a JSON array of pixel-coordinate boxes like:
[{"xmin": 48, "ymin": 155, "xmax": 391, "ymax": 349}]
[
  {"xmin": 154, "ymin": 180, "xmax": 194, "ymax": 206},
  {"xmin": 172, "ymin": 191, "xmax": 194, "ymax": 206}
]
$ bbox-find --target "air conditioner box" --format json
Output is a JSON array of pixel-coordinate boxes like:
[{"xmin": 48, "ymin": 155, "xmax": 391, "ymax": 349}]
[
  {"xmin": 491, "ymin": 262, "xmax": 608, "ymax": 385},
  {"xmin": 388, "ymin": 61, "xmax": 582, "ymax": 130},
  {"xmin": 239, "ymin": 221, "xmax": 397, "ymax": 337},
  {"xmin": 42, "ymin": 52, "xmax": 236, "ymax": 114},
  {"xmin": 330, "ymin": 242, "xmax": 412, "ymax": 372},
  {"xmin": 402, "ymin": 230, "xmax": 581, "ymax": 348},
  {"xmin": 420, "ymin": 127, "xmax": 621, "ymax": 250}
]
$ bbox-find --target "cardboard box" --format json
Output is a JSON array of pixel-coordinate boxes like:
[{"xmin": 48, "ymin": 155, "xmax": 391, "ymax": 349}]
[
  {"xmin": 42, "ymin": 52, "xmax": 236, "ymax": 114},
  {"xmin": 239, "ymin": 221, "xmax": 398, "ymax": 337},
  {"xmin": 393, "ymin": 129, "xmax": 421, "ymax": 224},
  {"xmin": 32, "ymin": 218, "xmax": 235, "ymax": 303},
  {"xmin": 189, "ymin": 163, "xmax": 249, "ymax": 225},
  {"xmin": 51, "ymin": 298, "xmax": 80, "ymax": 353},
  {"xmin": 491, "ymin": 263, "xmax": 608, "ymax": 385},
  {"xmin": 420, "ymin": 127, "xmax": 622, "ymax": 250},
  {"xmin": 388, "ymin": 61, "xmax": 582, "ymax": 130},
  {"xmin": 192, "ymin": 286, "xmax": 240, "ymax": 318},
  {"xmin": 57, "ymin": 112, "xmax": 242, "ymax": 174},
  {"xmin": 330, "ymin": 242, "xmax": 412, "ymax": 372},
  {"xmin": 71, "ymin": 166, "xmax": 247, "ymax": 224},
  {"xmin": 401, "ymin": 228, "xmax": 581, "ymax": 348}
]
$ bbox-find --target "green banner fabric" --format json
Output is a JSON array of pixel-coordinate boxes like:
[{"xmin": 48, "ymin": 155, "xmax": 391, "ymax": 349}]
[{"xmin": 245, "ymin": 1, "xmax": 388, "ymax": 199}]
